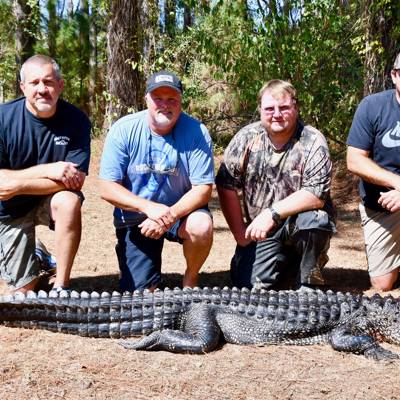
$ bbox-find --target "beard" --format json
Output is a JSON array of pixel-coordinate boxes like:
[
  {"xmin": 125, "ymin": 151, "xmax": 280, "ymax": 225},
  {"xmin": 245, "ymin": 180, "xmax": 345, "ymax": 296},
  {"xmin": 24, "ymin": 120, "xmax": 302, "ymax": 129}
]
[
  {"xmin": 34, "ymin": 97, "xmax": 56, "ymax": 113},
  {"xmin": 154, "ymin": 111, "xmax": 174, "ymax": 128}
]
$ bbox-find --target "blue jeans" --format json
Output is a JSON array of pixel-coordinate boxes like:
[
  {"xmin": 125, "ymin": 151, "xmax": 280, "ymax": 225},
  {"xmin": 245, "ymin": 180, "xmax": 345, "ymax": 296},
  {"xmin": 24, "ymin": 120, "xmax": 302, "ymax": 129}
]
[{"xmin": 116, "ymin": 207, "xmax": 212, "ymax": 291}]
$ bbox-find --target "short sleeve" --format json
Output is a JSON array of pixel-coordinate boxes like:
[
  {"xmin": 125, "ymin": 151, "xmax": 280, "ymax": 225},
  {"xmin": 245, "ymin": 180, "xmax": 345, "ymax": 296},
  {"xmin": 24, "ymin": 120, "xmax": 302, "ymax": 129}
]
[
  {"xmin": 302, "ymin": 131, "xmax": 332, "ymax": 200},
  {"xmin": 65, "ymin": 114, "xmax": 91, "ymax": 173},
  {"xmin": 99, "ymin": 123, "xmax": 130, "ymax": 182},
  {"xmin": 347, "ymin": 97, "xmax": 374, "ymax": 151},
  {"xmin": 186, "ymin": 123, "xmax": 215, "ymax": 185},
  {"xmin": 215, "ymin": 127, "xmax": 254, "ymax": 190}
]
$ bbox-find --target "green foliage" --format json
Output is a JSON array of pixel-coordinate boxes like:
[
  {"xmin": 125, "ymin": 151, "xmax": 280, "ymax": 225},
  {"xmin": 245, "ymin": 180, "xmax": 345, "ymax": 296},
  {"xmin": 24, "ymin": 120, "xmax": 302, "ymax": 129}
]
[
  {"xmin": 0, "ymin": 0, "xmax": 16, "ymax": 102},
  {"xmin": 2, "ymin": 0, "xmax": 399, "ymax": 154},
  {"xmin": 184, "ymin": 0, "xmax": 364, "ymax": 148}
]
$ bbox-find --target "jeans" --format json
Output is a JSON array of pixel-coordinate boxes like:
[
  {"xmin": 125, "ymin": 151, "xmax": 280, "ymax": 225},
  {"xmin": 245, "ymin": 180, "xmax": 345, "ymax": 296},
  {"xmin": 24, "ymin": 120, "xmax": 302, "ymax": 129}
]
[{"xmin": 231, "ymin": 210, "xmax": 334, "ymax": 289}]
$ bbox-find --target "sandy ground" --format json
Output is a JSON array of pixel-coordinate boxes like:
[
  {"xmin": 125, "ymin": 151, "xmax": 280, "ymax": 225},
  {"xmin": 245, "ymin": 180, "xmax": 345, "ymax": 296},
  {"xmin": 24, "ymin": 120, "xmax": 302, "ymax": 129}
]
[{"xmin": 0, "ymin": 139, "xmax": 399, "ymax": 400}]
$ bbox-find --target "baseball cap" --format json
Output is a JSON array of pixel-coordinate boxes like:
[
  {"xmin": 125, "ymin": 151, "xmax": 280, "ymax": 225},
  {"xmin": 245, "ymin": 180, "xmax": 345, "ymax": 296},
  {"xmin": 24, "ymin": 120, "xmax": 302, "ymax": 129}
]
[
  {"xmin": 394, "ymin": 53, "xmax": 400, "ymax": 69},
  {"xmin": 145, "ymin": 70, "xmax": 183, "ymax": 94}
]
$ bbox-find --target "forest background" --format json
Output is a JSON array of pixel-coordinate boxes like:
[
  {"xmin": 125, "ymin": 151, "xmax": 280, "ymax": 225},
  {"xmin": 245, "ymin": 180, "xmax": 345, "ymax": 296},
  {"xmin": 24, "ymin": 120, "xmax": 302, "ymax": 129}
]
[
  {"xmin": 1, "ymin": 3, "xmax": 400, "ymax": 398},
  {"xmin": 2, "ymin": 0, "xmax": 400, "ymax": 153}
]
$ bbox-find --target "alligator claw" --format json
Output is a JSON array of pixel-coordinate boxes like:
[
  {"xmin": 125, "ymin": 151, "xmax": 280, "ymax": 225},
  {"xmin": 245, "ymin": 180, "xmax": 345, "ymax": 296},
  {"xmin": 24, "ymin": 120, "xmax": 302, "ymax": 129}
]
[
  {"xmin": 118, "ymin": 332, "xmax": 162, "ymax": 351},
  {"xmin": 364, "ymin": 345, "xmax": 400, "ymax": 362}
]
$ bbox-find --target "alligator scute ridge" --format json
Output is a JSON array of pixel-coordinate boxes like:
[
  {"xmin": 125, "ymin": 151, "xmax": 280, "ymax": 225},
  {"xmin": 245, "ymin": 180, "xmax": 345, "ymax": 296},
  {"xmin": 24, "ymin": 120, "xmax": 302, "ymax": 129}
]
[{"xmin": 0, "ymin": 286, "xmax": 399, "ymax": 360}]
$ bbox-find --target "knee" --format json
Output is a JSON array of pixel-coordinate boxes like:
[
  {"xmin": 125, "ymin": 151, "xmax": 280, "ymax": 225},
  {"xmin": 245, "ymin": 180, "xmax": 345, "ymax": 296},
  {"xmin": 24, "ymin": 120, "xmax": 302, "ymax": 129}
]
[
  {"xmin": 51, "ymin": 191, "xmax": 82, "ymax": 218},
  {"xmin": 183, "ymin": 212, "xmax": 213, "ymax": 242}
]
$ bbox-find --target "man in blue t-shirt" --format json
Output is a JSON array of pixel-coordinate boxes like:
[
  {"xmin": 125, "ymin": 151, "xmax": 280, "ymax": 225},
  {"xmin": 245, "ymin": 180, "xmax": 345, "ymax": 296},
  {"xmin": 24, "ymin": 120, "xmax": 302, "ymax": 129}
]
[
  {"xmin": 99, "ymin": 71, "xmax": 214, "ymax": 291},
  {"xmin": 347, "ymin": 52, "xmax": 400, "ymax": 291},
  {"xmin": 0, "ymin": 54, "xmax": 91, "ymax": 294}
]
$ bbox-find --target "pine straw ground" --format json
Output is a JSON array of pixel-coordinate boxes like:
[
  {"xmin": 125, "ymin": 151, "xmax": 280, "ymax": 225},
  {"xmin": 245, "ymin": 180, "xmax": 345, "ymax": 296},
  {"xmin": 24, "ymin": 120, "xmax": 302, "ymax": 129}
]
[{"xmin": 0, "ymin": 139, "xmax": 399, "ymax": 400}]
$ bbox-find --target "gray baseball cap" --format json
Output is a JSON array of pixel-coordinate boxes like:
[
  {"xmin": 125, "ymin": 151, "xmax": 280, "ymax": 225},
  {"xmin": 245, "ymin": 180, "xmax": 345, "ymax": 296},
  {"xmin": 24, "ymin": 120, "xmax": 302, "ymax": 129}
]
[
  {"xmin": 146, "ymin": 70, "xmax": 183, "ymax": 94},
  {"xmin": 394, "ymin": 53, "xmax": 400, "ymax": 69}
]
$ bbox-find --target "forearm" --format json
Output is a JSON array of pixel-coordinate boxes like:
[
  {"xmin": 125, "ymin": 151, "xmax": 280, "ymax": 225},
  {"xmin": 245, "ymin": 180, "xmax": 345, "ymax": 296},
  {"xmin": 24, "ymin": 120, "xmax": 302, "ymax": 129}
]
[
  {"xmin": 15, "ymin": 178, "xmax": 65, "ymax": 195},
  {"xmin": 0, "ymin": 161, "xmax": 85, "ymax": 198},
  {"xmin": 347, "ymin": 146, "xmax": 400, "ymax": 190},
  {"xmin": 0, "ymin": 170, "xmax": 66, "ymax": 200},
  {"xmin": 99, "ymin": 179, "xmax": 153, "ymax": 213},
  {"xmin": 170, "ymin": 184, "xmax": 212, "ymax": 220},
  {"xmin": 217, "ymin": 186, "xmax": 247, "ymax": 240},
  {"xmin": 272, "ymin": 189, "xmax": 325, "ymax": 218},
  {"xmin": 2, "ymin": 163, "xmax": 57, "ymax": 180}
]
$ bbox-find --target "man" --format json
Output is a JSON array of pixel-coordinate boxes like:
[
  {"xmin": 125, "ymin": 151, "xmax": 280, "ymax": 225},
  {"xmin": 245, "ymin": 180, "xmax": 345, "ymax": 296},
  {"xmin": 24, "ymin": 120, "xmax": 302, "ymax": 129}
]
[
  {"xmin": 216, "ymin": 79, "xmax": 335, "ymax": 290},
  {"xmin": 99, "ymin": 70, "xmax": 214, "ymax": 291},
  {"xmin": 0, "ymin": 54, "xmax": 91, "ymax": 294},
  {"xmin": 347, "ymin": 53, "xmax": 400, "ymax": 292}
]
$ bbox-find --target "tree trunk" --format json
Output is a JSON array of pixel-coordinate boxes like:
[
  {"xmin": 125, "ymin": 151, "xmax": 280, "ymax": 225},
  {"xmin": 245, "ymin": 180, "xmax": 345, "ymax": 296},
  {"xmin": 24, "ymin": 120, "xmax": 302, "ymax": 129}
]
[
  {"xmin": 89, "ymin": 0, "xmax": 99, "ymax": 118},
  {"xmin": 164, "ymin": 0, "xmax": 176, "ymax": 37},
  {"xmin": 140, "ymin": 0, "xmax": 158, "ymax": 79},
  {"xmin": 67, "ymin": 0, "xmax": 74, "ymax": 20},
  {"xmin": 78, "ymin": 0, "xmax": 90, "ymax": 114},
  {"xmin": 183, "ymin": 3, "xmax": 192, "ymax": 31},
  {"xmin": 362, "ymin": 0, "xmax": 399, "ymax": 95},
  {"xmin": 13, "ymin": 0, "xmax": 37, "ymax": 95},
  {"xmin": 47, "ymin": 0, "xmax": 57, "ymax": 58},
  {"xmin": 105, "ymin": 0, "xmax": 146, "ymax": 125}
]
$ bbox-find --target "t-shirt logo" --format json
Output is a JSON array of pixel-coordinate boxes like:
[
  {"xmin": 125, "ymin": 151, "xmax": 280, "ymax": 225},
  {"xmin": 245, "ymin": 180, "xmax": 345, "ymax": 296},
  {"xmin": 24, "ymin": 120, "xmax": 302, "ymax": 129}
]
[
  {"xmin": 54, "ymin": 136, "xmax": 70, "ymax": 146},
  {"xmin": 382, "ymin": 121, "xmax": 400, "ymax": 148}
]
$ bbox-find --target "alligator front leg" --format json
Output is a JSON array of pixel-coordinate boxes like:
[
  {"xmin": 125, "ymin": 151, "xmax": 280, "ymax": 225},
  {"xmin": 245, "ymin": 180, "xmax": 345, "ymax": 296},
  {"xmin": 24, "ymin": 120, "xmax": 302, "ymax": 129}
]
[
  {"xmin": 330, "ymin": 325, "xmax": 399, "ymax": 361},
  {"xmin": 119, "ymin": 304, "xmax": 221, "ymax": 354}
]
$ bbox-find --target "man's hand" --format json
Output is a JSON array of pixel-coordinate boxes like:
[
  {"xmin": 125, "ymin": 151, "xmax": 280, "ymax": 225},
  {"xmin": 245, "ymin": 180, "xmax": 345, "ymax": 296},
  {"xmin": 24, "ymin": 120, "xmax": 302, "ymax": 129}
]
[
  {"xmin": 46, "ymin": 162, "xmax": 85, "ymax": 190},
  {"xmin": 245, "ymin": 208, "xmax": 276, "ymax": 242},
  {"xmin": 378, "ymin": 190, "xmax": 400, "ymax": 212},
  {"xmin": 0, "ymin": 171, "xmax": 20, "ymax": 200},
  {"xmin": 142, "ymin": 203, "xmax": 177, "ymax": 229},
  {"xmin": 138, "ymin": 218, "xmax": 167, "ymax": 239}
]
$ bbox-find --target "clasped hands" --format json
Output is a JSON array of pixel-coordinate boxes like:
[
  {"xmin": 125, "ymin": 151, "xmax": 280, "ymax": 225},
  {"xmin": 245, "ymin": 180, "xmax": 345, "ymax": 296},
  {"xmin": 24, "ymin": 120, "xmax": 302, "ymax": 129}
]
[
  {"xmin": 48, "ymin": 161, "xmax": 85, "ymax": 190},
  {"xmin": 139, "ymin": 203, "xmax": 177, "ymax": 239}
]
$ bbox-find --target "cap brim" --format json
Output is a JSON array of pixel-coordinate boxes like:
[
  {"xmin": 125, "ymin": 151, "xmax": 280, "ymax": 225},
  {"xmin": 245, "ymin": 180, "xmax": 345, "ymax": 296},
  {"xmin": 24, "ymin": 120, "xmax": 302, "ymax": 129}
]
[{"xmin": 146, "ymin": 83, "xmax": 182, "ymax": 94}]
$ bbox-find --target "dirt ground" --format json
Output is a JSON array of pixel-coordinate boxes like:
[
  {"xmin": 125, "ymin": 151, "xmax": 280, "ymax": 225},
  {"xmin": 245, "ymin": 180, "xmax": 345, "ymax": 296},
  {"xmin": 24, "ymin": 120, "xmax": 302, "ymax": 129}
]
[{"xmin": 1, "ymin": 139, "xmax": 400, "ymax": 400}]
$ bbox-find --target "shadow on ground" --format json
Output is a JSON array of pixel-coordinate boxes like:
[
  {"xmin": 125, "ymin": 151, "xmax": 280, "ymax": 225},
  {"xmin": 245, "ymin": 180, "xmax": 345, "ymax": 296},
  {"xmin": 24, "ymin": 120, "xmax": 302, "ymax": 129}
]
[{"xmin": 69, "ymin": 267, "xmax": 371, "ymax": 294}]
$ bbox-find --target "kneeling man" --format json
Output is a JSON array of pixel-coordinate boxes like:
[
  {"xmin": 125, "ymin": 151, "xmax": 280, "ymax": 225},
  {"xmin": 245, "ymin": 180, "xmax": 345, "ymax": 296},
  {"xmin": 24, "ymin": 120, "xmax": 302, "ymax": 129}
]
[
  {"xmin": 99, "ymin": 71, "xmax": 214, "ymax": 291},
  {"xmin": 0, "ymin": 55, "xmax": 91, "ymax": 294},
  {"xmin": 216, "ymin": 79, "xmax": 335, "ymax": 290}
]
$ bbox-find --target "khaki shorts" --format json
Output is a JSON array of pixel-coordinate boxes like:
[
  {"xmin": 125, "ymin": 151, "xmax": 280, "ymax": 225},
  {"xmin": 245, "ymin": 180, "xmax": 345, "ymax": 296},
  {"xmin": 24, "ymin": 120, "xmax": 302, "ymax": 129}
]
[
  {"xmin": 359, "ymin": 203, "xmax": 400, "ymax": 277},
  {"xmin": 0, "ymin": 197, "xmax": 53, "ymax": 289}
]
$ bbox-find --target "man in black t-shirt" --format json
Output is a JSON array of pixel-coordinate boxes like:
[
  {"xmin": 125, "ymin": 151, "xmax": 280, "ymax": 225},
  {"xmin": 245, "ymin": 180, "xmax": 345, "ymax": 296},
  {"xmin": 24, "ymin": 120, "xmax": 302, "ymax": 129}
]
[
  {"xmin": 0, "ymin": 54, "xmax": 91, "ymax": 294},
  {"xmin": 347, "ymin": 53, "xmax": 400, "ymax": 291}
]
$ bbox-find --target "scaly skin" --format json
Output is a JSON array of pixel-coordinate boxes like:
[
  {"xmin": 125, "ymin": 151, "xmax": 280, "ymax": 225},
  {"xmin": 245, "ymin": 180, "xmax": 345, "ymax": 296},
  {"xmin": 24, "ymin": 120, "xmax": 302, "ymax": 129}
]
[{"xmin": 1, "ymin": 287, "xmax": 399, "ymax": 359}]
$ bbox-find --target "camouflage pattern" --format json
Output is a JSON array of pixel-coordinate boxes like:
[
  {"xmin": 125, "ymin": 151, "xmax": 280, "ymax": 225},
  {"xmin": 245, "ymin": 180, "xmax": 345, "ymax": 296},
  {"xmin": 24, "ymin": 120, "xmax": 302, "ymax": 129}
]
[{"xmin": 216, "ymin": 120, "xmax": 333, "ymax": 223}]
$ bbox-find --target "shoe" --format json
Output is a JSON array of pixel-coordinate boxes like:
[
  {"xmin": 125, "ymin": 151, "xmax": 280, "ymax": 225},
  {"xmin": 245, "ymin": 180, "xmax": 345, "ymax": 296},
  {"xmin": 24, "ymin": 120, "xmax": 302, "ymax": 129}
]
[{"xmin": 35, "ymin": 239, "xmax": 57, "ymax": 272}]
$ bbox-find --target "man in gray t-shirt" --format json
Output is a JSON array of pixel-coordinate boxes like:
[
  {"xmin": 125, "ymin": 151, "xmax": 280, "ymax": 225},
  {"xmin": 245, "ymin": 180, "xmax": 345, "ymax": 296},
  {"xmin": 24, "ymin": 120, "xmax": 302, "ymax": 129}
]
[{"xmin": 216, "ymin": 79, "xmax": 335, "ymax": 290}]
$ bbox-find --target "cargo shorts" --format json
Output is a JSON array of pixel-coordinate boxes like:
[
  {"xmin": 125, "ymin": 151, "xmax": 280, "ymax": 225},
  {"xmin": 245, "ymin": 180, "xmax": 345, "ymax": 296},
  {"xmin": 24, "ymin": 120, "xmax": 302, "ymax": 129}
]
[
  {"xmin": 359, "ymin": 203, "xmax": 400, "ymax": 277},
  {"xmin": 0, "ymin": 196, "xmax": 55, "ymax": 289}
]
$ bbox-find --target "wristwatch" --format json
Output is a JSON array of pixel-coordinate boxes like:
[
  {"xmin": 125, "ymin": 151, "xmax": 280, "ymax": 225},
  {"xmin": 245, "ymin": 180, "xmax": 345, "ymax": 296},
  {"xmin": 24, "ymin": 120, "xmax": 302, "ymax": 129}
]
[{"xmin": 269, "ymin": 206, "xmax": 282, "ymax": 225}]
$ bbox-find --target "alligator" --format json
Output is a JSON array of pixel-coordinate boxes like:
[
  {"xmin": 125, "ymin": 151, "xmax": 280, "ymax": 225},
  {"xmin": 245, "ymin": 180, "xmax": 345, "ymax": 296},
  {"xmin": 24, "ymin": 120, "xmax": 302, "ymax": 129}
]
[{"xmin": 0, "ymin": 286, "xmax": 399, "ymax": 360}]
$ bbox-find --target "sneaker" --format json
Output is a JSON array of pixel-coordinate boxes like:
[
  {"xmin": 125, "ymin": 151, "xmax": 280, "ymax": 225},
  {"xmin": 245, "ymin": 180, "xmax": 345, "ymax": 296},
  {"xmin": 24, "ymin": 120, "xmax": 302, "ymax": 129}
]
[{"xmin": 35, "ymin": 239, "xmax": 57, "ymax": 272}]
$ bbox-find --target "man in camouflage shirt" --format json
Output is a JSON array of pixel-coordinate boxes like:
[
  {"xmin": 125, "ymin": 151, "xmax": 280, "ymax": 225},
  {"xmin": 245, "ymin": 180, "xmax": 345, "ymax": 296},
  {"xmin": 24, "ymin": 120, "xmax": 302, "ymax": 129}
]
[{"xmin": 216, "ymin": 79, "xmax": 335, "ymax": 290}]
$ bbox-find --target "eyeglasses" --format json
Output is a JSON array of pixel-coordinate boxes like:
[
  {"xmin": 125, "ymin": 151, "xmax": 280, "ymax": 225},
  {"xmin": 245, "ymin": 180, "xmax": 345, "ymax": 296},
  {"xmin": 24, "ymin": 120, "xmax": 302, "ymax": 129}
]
[{"xmin": 261, "ymin": 104, "xmax": 295, "ymax": 115}]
